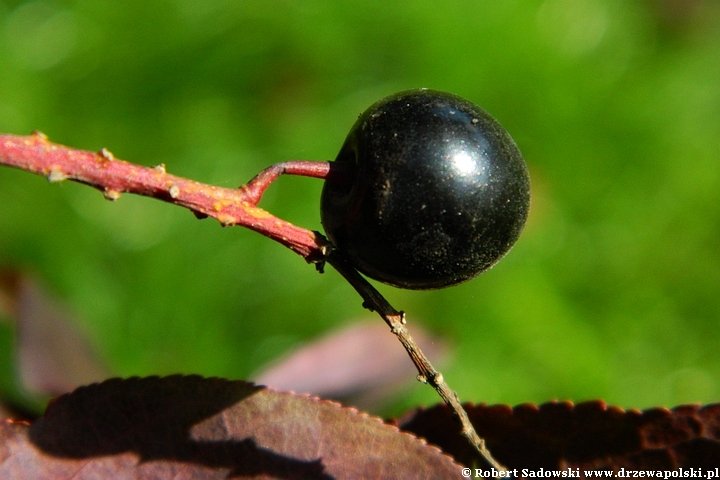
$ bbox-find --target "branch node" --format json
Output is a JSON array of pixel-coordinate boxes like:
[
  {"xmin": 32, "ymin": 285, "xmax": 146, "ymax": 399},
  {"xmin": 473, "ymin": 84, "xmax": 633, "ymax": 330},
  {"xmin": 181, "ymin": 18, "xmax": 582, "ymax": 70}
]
[
  {"xmin": 169, "ymin": 184, "xmax": 180, "ymax": 199},
  {"xmin": 98, "ymin": 148, "xmax": 115, "ymax": 161},
  {"xmin": 416, "ymin": 374, "xmax": 428, "ymax": 384},
  {"xmin": 47, "ymin": 168, "xmax": 67, "ymax": 183},
  {"xmin": 103, "ymin": 189, "xmax": 122, "ymax": 201},
  {"xmin": 153, "ymin": 164, "xmax": 167, "ymax": 174},
  {"xmin": 306, "ymin": 232, "xmax": 332, "ymax": 267},
  {"xmin": 32, "ymin": 130, "xmax": 48, "ymax": 141},
  {"xmin": 217, "ymin": 214, "xmax": 235, "ymax": 227}
]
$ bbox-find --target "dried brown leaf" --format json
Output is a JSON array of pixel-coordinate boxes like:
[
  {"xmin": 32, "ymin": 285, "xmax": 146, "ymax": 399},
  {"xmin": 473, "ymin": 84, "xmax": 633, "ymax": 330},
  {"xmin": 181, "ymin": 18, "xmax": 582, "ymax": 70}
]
[
  {"xmin": 398, "ymin": 400, "xmax": 720, "ymax": 472},
  {"xmin": 0, "ymin": 269, "xmax": 110, "ymax": 397},
  {"xmin": 0, "ymin": 375, "xmax": 462, "ymax": 479}
]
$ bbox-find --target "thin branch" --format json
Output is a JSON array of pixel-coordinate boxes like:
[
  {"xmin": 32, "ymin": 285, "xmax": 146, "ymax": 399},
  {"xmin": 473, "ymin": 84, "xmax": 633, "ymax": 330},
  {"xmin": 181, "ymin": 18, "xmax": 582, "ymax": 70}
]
[
  {"xmin": 0, "ymin": 132, "xmax": 504, "ymax": 470},
  {"xmin": 327, "ymin": 252, "xmax": 506, "ymax": 471},
  {"xmin": 0, "ymin": 133, "xmax": 330, "ymax": 262}
]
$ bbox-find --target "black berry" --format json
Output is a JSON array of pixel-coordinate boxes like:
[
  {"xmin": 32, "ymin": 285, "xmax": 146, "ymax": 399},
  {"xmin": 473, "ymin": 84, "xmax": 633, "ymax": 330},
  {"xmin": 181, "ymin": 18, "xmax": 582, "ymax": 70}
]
[{"xmin": 321, "ymin": 89, "xmax": 530, "ymax": 289}]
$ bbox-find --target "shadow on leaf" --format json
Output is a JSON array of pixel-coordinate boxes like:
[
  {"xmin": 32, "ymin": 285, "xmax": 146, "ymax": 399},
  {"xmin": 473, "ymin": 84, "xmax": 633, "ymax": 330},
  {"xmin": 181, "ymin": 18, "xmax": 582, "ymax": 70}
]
[
  {"xmin": 28, "ymin": 375, "xmax": 330, "ymax": 478},
  {"xmin": 11, "ymin": 375, "xmax": 460, "ymax": 479}
]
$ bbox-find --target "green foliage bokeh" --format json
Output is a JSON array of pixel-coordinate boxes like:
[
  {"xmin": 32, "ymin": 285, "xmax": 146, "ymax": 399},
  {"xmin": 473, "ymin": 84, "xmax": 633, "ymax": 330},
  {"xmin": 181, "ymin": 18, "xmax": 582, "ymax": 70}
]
[{"xmin": 1, "ymin": 0, "xmax": 719, "ymax": 414}]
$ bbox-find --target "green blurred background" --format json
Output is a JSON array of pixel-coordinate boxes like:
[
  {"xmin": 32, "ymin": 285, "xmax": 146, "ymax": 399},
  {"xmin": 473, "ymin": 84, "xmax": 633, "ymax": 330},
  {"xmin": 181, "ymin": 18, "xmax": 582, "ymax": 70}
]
[{"xmin": 1, "ymin": 0, "xmax": 719, "ymax": 416}]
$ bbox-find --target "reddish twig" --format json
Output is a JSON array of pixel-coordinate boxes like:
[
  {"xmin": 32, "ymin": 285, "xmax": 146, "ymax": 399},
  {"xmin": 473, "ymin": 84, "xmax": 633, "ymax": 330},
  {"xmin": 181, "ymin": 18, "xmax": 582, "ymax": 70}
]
[
  {"xmin": 241, "ymin": 160, "xmax": 352, "ymax": 205},
  {"xmin": 0, "ymin": 133, "xmax": 330, "ymax": 263},
  {"xmin": 0, "ymin": 132, "xmax": 504, "ymax": 471}
]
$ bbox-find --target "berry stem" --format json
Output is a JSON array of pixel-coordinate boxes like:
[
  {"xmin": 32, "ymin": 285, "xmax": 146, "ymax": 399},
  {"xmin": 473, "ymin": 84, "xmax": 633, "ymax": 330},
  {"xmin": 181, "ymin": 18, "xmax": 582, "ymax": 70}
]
[
  {"xmin": 242, "ymin": 160, "xmax": 352, "ymax": 205},
  {"xmin": 327, "ymin": 250, "xmax": 507, "ymax": 471}
]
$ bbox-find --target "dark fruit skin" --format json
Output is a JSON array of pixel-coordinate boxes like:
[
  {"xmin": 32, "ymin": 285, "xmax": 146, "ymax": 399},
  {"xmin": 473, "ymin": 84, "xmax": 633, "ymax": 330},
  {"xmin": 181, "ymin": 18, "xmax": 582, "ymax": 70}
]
[{"xmin": 321, "ymin": 89, "xmax": 530, "ymax": 289}]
